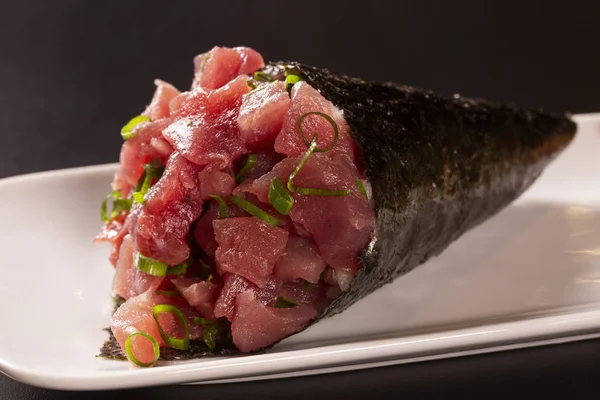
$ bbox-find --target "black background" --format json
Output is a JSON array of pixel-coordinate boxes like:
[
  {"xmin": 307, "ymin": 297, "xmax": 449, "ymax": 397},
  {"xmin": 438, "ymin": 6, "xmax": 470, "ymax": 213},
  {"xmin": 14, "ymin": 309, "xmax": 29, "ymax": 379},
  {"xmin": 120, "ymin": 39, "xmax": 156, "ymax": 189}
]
[{"xmin": 1, "ymin": 0, "xmax": 600, "ymax": 398}]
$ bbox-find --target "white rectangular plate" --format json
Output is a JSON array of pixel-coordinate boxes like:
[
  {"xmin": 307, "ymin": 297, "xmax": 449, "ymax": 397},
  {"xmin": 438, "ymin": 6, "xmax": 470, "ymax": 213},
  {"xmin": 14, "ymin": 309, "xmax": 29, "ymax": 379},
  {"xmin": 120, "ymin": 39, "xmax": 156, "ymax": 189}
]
[{"xmin": 1, "ymin": 114, "xmax": 599, "ymax": 391}]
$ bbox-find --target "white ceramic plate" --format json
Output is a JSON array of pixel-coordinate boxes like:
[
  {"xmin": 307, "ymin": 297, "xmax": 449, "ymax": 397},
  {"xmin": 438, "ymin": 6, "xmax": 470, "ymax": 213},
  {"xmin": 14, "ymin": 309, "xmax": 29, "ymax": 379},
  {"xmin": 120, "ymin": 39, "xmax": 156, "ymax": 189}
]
[{"xmin": 1, "ymin": 114, "xmax": 599, "ymax": 391}]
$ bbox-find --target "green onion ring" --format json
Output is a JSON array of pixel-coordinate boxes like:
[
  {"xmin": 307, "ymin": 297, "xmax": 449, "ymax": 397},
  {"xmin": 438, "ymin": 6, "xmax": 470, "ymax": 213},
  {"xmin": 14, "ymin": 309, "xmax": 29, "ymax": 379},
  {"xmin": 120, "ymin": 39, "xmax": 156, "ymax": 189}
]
[
  {"xmin": 124, "ymin": 331, "xmax": 160, "ymax": 367},
  {"xmin": 152, "ymin": 304, "xmax": 190, "ymax": 350}
]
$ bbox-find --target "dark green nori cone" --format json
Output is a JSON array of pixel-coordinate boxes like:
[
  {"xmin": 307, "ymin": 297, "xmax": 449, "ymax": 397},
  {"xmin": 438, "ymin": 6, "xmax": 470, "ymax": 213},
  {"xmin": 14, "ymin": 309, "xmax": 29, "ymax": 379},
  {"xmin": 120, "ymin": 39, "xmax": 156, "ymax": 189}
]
[{"xmin": 265, "ymin": 62, "xmax": 576, "ymax": 322}]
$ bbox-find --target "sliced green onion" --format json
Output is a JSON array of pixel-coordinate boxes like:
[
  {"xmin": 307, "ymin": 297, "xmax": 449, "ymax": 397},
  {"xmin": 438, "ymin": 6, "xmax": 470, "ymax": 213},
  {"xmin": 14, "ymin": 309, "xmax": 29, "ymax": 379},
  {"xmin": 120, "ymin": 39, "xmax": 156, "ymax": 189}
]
[
  {"xmin": 231, "ymin": 195, "xmax": 280, "ymax": 227},
  {"xmin": 134, "ymin": 171, "xmax": 147, "ymax": 192},
  {"xmin": 192, "ymin": 317, "xmax": 209, "ymax": 325},
  {"xmin": 209, "ymin": 195, "xmax": 228, "ymax": 219},
  {"xmin": 132, "ymin": 161, "xmax": 165, "ymax": 204},
  {"xmin": 203, "ymin": 323, "xmax": 219, "ymax": 351},
  {"xmin": 302, "ymin": 279, "xmax": 312, "ymax": 291},
  {"xmin": 136, "ymin": 253, "xmax": 168, "ymax": 277},
  {"xmin": 275, "ymin": 297, "xmax": 298, "ymax": 308},
  {"xmin": 285, "ymin": 74, "xmax": 302, "ymax": 92},
  {"xmin": 288, "ymin": 138, "xmax": 317, "ymax": 193},
  {"xmin": 247, "ymin": 79, "xmax": 257, "ymax": 90},
  {"xmin": 113, "ymin": 198, "xmax": 133, "ymax": 213},
  {"xmin": 192, "ymin": 317, "xmax": 221, "ymax": 351},
  {"xmin": 235, "ymin": 154, "xmax": 258, "ymax": 183},
  {"xmin": 167, "ymin": 261, "xmax": 188, "ymax": 275},
  {"xmin": 121, "ymin": 115, "xmax": 151, "ymax": 140},
  {"xmin": 152, "ymin": 304, "xmax": 190, "ymax": 350},
  {"xmin": 144, "ymin": 160, "xmax": 166, "ymax": 178},
  {"xmin": 295, "ymin": 187, "xmax": 350, "ymax": 196},
  {"xmin": 125, "ymin": 331, "xmax": 160, "ymax": 367},
  {"xmin": 268, "ymin": 177, "xmax": 294, "ymax": 215},
  {"xmin": 101, "ymin": 191, "xmax": 132, "ymax": 222},
  {"xmin": 287, "ymin": 134, "xmax": 350, "ymax": 197},
  {"xmin": 200, "ymin": 259, "xmax": 212, "ymax": 280},
  {"xmin": 253, "ymin": 71, "xmax": 275, "ymax": 82},
  {"xmin": 297, "ymin": 112, "xmax": 339, "ymax": 152},
  {"xmin": 356, "ymin": 180, "xmax": 368, "ymax": 200},
  {"xmin": 156, "ymin": 290, "xmax": 181, "ymax": 297}
]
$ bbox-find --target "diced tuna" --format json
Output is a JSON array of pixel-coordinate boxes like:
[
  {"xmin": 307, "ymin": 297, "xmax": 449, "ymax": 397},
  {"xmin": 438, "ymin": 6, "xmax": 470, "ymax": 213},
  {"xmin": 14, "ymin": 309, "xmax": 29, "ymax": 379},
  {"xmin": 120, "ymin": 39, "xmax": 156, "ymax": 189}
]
[
  {"xmin": 278, "ymin": 281, "xmax": 329, "ymax": 313},
  {"xmin": 214, "ymin": 217, "xmax": 289, "ymax": 288},
  {"xmin": 237, "ymin": 81, "xmax": 291, "ymax": 150},
  {"xmin": 95, "ymin": 212, "xmax": 129, "ymax": 267},
  {"xmin": 143, "ymin": 80, "xmax": 181, "ymax": 121},
  {"xmin": 113, "ymin": 118, "xmax": 174, "ymax": 196},
  {"xmin": 113, "ymin": 235, "xmax": 163, "ymax": 299},
  {"xmin": 193, "ymin": 200, "xmax": 246, "ymax": 260},
  {"xmin": 214, "ymin": 273, "xmax": 281, "ymax": 321},
  {"xmin": 198, "ymin": 164, "xmax": 235, "ymax": 200},
  {"xmin": 274, "ymin": 82, "xmax": 356, "ymax": 161},
  {"xmin": 132, "ymin": 152, "xmax": 204, "ymax": 265},
  {"xmin": 274, "ymin": 235, "xmax": 326, "ymax": 283},
  {"xmin": 171, "ymin": 277, "xmax": 221, "ymax": 320},
  {"xmin": 231, "ymin": 291, "xmax": 317, "ymax": 353},
  {"xmin": 162, "ymin": 76, "xmax": 250, "ymax": 168},
  {"xmin": 193, "ymin": 46, "xmax": 264, "ymax": 90}
]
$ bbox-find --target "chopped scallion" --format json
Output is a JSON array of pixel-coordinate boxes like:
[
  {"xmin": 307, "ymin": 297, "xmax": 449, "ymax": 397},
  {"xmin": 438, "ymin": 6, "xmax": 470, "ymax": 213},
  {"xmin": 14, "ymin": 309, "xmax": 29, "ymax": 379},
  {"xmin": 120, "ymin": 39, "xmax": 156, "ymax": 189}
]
[
  {"xmin": 268, "ymin": 177, "xmax": 294, "ymax": 215},
  {"xmin": 230, "ymin": 195, "xmax": 280, "ymax": 227},
  {"xmin": 121, "ymin": 115, "xmax": 151, "ymax": 140},
  {"xmin": 235, "ymin": 154, "xmax": 258, "ymax": 183},
  {"xmin": 136, "ymin": 253, "xmax": 168, "ymax": 277},
  {"xmin": 287, "ymin": 138, "xmax": 318, "ymax": 193},
  {"xmin": 285, "ymin": 74, "xmax": 302, "ymax": 92},
  {"xmin": 209, "ymin": 195, "xmax": 228, "ymax": 219},
  {"xmin": 356, "ymin": 180, "xmax": 368, "ymax": 200},
  {"xmin": 152, "ymin": 304, "xmax": 190, "ymax": 350},
  {"xmin": 297, "ymin": 112, "xmax": 339, "ymax": 152},
  {"xmin": 101, "ymin": 191, "xmax": 132, "ymax": 222},
  {"xmin": 156, "ymin": 290, "xmax": 181, "ymax": 297},
  {"xmin": 132, "ymin": 161, "xmax": 165, "ymax": 204},
  {"xmin": 192, "ymin": 317, "xmax": 222, "ymax": 351},
  {"xmin": 275, "ymin": 297, "xmax": 298, "ymax": 308},
  {"xmin": 167, "ymin": 261, "xmax": 188, "ymax": 275},
  {"xmin": 253, "ymin": 71, "xmax": 275, "ymax": 82},
  {"xmin": 286, "ymin": 116, "xmax": 350, "ymax": 197},
  {"xmin": 124, "ymin": 331, "xmax": 160, "ymax": 367},
  {"xmin": 302, "ymin": 280, "xmax": 313, "ymax": 291}
]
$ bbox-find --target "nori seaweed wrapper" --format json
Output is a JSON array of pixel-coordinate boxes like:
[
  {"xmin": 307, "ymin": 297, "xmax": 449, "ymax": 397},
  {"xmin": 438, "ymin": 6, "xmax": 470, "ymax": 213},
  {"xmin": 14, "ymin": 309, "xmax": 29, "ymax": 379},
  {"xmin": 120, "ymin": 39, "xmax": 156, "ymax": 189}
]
[{"xmin": 263, "ymin": 62, "xmax": 576, "ymax": 321}]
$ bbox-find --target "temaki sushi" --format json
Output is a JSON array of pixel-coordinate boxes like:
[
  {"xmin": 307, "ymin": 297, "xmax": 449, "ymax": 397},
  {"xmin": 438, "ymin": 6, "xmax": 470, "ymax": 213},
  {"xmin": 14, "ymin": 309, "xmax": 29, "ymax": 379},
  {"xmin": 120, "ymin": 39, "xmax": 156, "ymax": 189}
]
[{"xmin": 96, "ymin": 46, "xmax": 577, "ymax": 367}]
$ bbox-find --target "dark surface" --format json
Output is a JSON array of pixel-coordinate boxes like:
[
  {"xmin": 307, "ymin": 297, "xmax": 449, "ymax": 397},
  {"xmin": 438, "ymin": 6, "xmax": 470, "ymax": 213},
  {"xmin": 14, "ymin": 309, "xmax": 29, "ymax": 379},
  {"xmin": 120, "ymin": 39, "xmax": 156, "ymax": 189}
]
[{"xmin": 1, "ymin": 0, "xmax": 600, "ymax": 398}]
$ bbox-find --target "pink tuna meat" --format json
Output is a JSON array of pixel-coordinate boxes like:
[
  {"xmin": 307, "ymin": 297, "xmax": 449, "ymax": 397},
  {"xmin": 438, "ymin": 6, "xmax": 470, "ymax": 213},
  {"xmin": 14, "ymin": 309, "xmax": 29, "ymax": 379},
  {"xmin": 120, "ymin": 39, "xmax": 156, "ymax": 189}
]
[
  {"xmin": 171, "ymin": 277, "xmax": 221, "ymax": 320},
  {"xmin": 193, "ymin": 201, "xmax": 246, "ymax": 260},
  {"xmin": 162, "ymin": 76, "xmax": 250, "ymax": 168},
  {"xmin": 274, "ymin": 81, "xmax": 356, "ymax": 161},
  {"xmin": 237, "ymin": 81, "xmax": 291, "ymax": 150},
  {"xmin": 198, "ymin": 164, "xmax": 235, "ymax": 200},
  {"xmin": 274, "ymin": 235, "xmax": 326, "ymax": 283},
  {"xmin": 214, "ymin": 273, "xmax": 281, "ymax": 321},
  {"xmin": 231, "ymin": 291, "xmax": 317, "ymax": 353},
  {"xmin": 193, "ymin": 46, "xmax": 264, "ymax": 90},
  {"xmin": 113, "ymin": 118, "xmax": 174, "ymax": 196},
  {"xmin": 143, "ymin": 80, "xmax": 181, "ymax": 122},
  {"xmin": 132, "ymin": 152, "xmax": 204, "ymax": 265},
  {"xmin": 113, "ymin": 235, "xmax": 163, "ymax": 299},
  {"xmin": 214, "ymin": 217, "xmax": 289, "ymax": 288}
]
